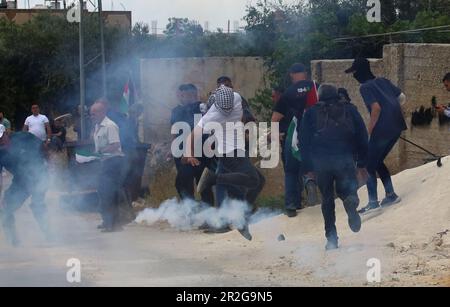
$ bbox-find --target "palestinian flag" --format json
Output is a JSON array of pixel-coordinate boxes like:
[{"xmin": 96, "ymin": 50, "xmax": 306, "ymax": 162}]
[
  {"xmin": 286, "ymin": 81, "xmax": 319, "ymax": 161},
  {"xmin": 118, "ymin": 81, "xmax": 130, "ymax": 115}
]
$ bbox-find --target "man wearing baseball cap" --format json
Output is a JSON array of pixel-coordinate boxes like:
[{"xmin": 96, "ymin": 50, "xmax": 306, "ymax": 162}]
[
  {"xmin": 272, "ymin": 63, "xmax": 319, "ymax": 217},
  {"xmin": 346, "ymin": 57, "xmax": 407, "ymax": 214},
  {"xmin": 0, "ymin": 125, "xmax": 51, "ymax": 246}
]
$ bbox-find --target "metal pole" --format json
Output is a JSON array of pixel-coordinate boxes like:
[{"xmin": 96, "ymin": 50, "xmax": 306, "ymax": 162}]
[
  {"xmin": 79, "ymin": 0, "xmax": 86, "ymax": 140},
  {"xmin": 98, "ymin": 0, "xmax": 107, "ymax": 98}
]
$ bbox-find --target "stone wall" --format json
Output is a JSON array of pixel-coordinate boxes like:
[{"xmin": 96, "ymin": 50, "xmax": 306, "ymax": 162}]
[
  {"xmin": 312, "ymin": 44, "xmax": 450, "ymax": 172},
  {"xmin": 140, "ymin": 57, "xmax": 266, "ymax": 143}
]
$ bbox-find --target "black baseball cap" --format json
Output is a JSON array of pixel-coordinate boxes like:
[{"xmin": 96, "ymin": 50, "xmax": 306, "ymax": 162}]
[
  {"xmin": 345, "ymin": 57, "xmax": 370, "ymax": 74},
  {"xmin": 289, "ymin": 63, "xmax": 307, "ymax": 74},
  {"xmin": 217, "ymin": 76, "xmax": 232, "ymax": 84}
]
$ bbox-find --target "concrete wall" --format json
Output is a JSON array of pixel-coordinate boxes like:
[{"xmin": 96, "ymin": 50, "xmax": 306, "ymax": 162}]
[
  {"xmin": 312, "ymin": 44, "xmax": 450, "ymax": 172},
  {"xmin": 140, "ymin": 57, "xmax": 266, "ymax": 143}
]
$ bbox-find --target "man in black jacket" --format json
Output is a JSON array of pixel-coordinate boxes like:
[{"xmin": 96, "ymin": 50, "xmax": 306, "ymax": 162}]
[
  {"xmin": 170, "ymin": 84, "xmax": 214, "ymax": 205},
  {"xmin": 300, "ymin": 84, "xmax": 369, "ymax": 250}
]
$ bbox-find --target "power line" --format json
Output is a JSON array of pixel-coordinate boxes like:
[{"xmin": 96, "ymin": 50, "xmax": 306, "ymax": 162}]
[{"xmin": 334, "ymin": 24, "xmax": 450, "ymax": 41}]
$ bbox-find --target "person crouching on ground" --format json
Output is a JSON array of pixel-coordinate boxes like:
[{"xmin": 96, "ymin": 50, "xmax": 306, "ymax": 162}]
[{"xmin": 300, "ymin": 84, "xmax": 369, "ymax": 250}]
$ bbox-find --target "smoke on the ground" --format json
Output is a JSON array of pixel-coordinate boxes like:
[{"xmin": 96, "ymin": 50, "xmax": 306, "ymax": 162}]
[{"xmin": 135, "ymin": 198, "xmax": 281, "ymax": 230}]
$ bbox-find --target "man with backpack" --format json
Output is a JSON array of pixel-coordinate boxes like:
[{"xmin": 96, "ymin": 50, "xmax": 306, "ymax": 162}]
[{"xmin": 300, "ymin": 84, "xmax": 369, "ymax": 250}]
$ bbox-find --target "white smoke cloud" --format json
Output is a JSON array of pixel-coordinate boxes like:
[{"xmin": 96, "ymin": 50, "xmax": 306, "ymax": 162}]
[{"xmin": 135, "ymin": 198, "xmax": 281, "ymax": 231}]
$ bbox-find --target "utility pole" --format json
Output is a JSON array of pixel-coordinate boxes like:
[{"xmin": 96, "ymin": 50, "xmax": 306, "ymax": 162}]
[
  {"xmin": 98, "ymin": 0, "xmax": 107, "ymax": 98},
  {"xmin": 79, "ymin": 0, "xmax": 86, "ymax": 140}
]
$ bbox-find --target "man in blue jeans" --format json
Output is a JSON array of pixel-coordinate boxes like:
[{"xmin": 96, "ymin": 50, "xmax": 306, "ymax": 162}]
[
  {"xmin": 272, "ymin": 63, "xmax": 319, "ymax": 217},
  {"xmin": 345, "ymin": 58, "xmax": 407, "ymax": 213}
]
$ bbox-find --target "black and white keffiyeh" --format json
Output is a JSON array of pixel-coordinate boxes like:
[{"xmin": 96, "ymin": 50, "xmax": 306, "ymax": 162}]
[{"xmin": 208, "ymin": 85, "xmax": 234, "ymax": 115}]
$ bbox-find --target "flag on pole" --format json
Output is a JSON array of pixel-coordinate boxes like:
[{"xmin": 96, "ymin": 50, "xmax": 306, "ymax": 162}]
[{"xmin": 118, "ymin": 80, "xmax": 130, "ymax": 115}]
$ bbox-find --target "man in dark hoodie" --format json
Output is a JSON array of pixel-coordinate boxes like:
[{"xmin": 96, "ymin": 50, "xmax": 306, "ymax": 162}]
[
  {"xmin": 300, "ymin": 84, "xmax": 369, "ymax": 250},
  {"xmin": 345, "ymin": 58, "xmax": 407, "ymax": 214}
]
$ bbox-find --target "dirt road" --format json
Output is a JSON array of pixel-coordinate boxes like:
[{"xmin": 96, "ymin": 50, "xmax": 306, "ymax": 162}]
[{"xmin": 0, "ymin": 158, "xmax": 449, "ymax": 287}]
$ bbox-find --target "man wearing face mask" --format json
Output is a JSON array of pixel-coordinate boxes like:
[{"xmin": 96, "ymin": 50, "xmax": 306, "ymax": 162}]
[{"xmin": 345, "ymin": 58, "xmax": 407, "ymax": 214}]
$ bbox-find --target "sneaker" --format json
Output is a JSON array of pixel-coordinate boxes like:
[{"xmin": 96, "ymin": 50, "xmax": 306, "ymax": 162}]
[
  {"xmin": 203, "ymin": 225, "xmax": 233, "ymax": 234},
  {"xmin": 197, "ymin": 168, "xmax": 217, "ymax": 194},
  {"xmin": 238, "ymin": 224, "xmax": 253, "ymax": 241},
  {"xmin": 285, "ymin": 209, "xmax": 297, "ymax": 218},
  {"xmin": 380, "ymin": 193, "xmax": 401, "ymax": 208},
  {"xmin": 325, "ymin": 237, "xmax": 339, "ymax": 251},
  {"xmin": 343, "ymin": 196, "xmax": 361, "ymax": 233},
  {"xmin": 305, "ymin": 179, "xmax": 319, "ymax": 207},
  {"xmin": 358, "ymin": 201, "xmax": 380, "ymax": 214}
]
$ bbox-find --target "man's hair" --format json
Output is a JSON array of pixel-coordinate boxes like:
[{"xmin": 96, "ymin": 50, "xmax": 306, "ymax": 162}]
[
  {"xmin": 318, "ymin": 84, "xmax": 339, "ymax": 101},
  {"xmin": 217, "ymin": 76, "xmax": 232, "ymax": 84},
  {"xmin": 178, "ymin": 84, "xmax": 198, "ymax": 93},
  {"xmin": 443, "ymin": 73, "xmax": 450, "ymax": 83},
  {"xmin": 93, "ymin": 97, "xmax": 109, "ymax": 111}
]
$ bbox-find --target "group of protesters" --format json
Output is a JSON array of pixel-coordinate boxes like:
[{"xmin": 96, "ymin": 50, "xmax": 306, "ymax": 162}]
[{"xmin": 1, "ymin": 59, "xmax": 449, "ymax": 249}]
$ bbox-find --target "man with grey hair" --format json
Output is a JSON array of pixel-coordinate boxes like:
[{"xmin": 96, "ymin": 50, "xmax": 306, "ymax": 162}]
[
  {"xmin": 90, "ymin": 99, "xmax": 125, "ymax": 232},
  {"xmin": 300, "ymin": 84, "xmax": 369, "ymax": 250}
]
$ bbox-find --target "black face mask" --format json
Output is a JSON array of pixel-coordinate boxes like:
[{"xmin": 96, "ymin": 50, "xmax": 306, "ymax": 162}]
[{"xmin": 353, "ymin": 70, "xmax": 375, "ymax": 84}]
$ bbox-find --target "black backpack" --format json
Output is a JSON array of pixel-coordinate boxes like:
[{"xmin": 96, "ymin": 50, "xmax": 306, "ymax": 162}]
[{"xmin": 314, "ymin": 100, "xmax": 355, "ymax": 143}]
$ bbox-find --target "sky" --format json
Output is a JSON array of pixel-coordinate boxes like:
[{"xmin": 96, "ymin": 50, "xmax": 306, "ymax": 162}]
[{"xmin": 22, "ymin": 0, "xmax": 267, "ymax": 33}]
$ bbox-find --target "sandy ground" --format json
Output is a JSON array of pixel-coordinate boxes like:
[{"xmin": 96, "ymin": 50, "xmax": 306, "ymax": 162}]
[{"xmin": 0, "ymin": 157, "xmax": 449, "ymax": 287}]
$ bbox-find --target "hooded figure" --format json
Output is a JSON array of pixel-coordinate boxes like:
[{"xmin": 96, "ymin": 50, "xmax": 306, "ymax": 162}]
[{"xmin": 300, "ymin": 84, "xmax": 369, "ymax": 250}]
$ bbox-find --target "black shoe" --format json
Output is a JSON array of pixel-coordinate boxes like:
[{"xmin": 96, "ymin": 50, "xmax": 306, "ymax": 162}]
[
  {"xmin": 325, "ymin": 237, "xmax": 339, "ymax": 251},
  {"xmin": 358, "ymin": 201, "xmax": 380, "ymax": 214},
  {"xmin": 344, "ymin": 196, "xmax": 361, "ymax": 233},
  {"xmin": 380, "ymin": 193, "xmax": 401, "ymax": 208},
  {"xmin": 97, "ymin": 223, "xmax": 106, "ymax": 230},
  {"xmin": 305, "ymin": 179, "xmax": 319, "ymax": 206},
  {"xmin": 197, "ymin": 168, "xmax": 217, "ymax": 194},
  {"xmin": 203, "ymin": 225, "xmax": 232, "ymax": 234},
  {"xmin": 238, "ymin": 224, "xmax": 252, "ymax": 241},
  {"xmin": 285, "ymin": 209, "xmax": 297, "ymax": 218}
]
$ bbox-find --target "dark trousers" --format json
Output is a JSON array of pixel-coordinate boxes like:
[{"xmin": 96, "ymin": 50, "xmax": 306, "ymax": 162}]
[
  {"xmin": 284, "ymin": 140, "xmax": 303, "ymax": 210},
  {"xmin": 314, "ymin": 156, "xmax": 359, "ymax": 240},
  {"xmin": 367, "ymin": 133, "xmax": 400, "ymax": 202},
  {"xmin": 97, "ymin": 156, "xmax": 124, "ymax": 228},
  {"xmin": 175, "ymin": 158, "xmax": 214, "ymax": 205},
  {"xmin": 215, "ymin": 152, "xmax": 263, "ymax": 209},
  {"xmin": 1, "ymin": 173, "xmax": 49, "ymax": 242}
]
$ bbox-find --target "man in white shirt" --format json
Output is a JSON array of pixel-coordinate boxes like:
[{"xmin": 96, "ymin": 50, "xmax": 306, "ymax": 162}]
[
  {"xmin": 90, "ymin": 100, "xmax": 124, "ymax": 232},
  {"xmin": 23, "ymin": 104, "xmax": 52, "ymax": 143},
  {"xmin": 185, "ymin": 85, "xmax": 262, "ymax": 240}
]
